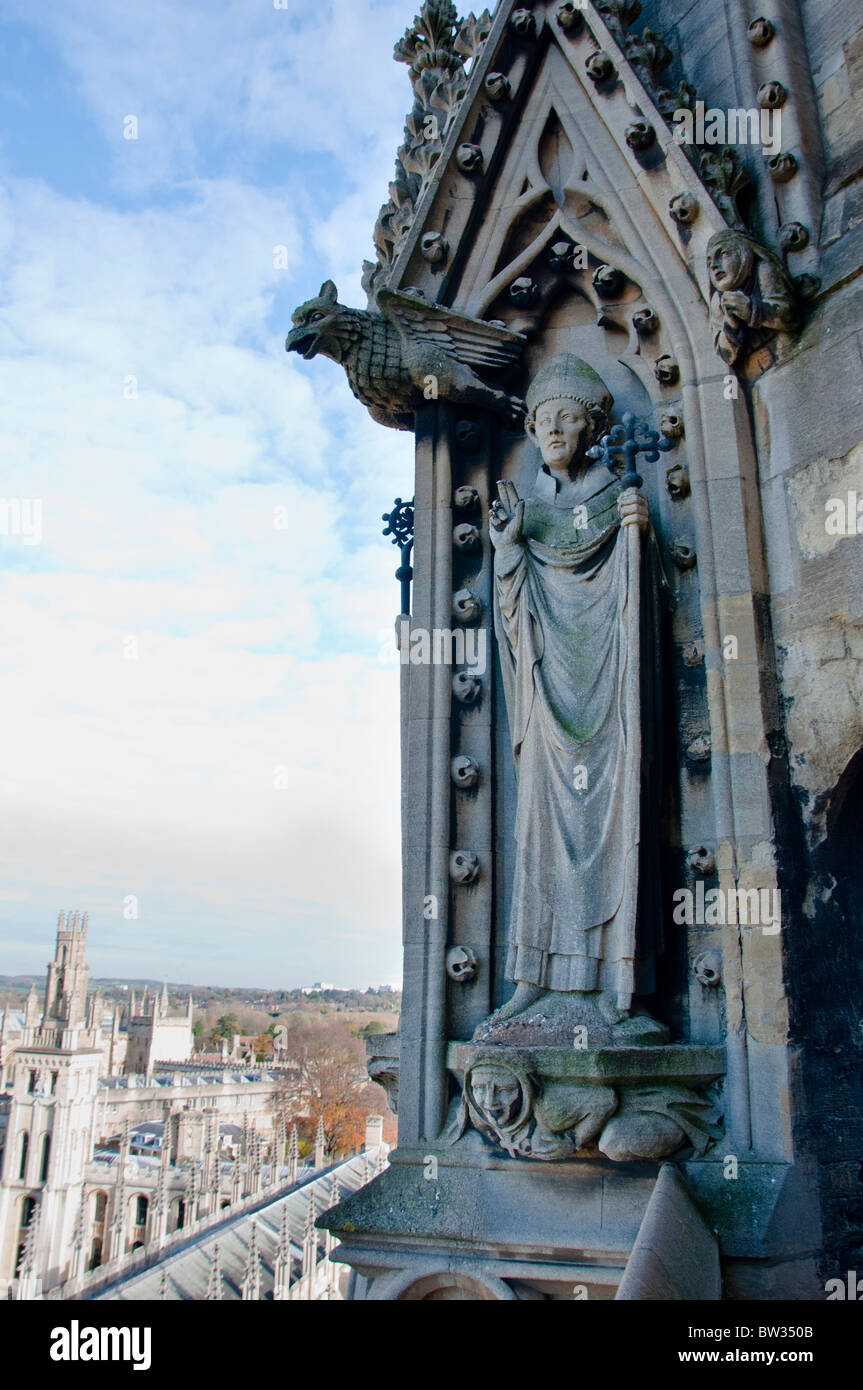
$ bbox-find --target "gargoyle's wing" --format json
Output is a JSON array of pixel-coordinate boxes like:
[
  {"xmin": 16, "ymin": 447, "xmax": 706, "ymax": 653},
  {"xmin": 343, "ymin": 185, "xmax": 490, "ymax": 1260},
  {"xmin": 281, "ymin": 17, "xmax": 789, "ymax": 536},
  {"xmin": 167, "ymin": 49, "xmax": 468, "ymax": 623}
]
[{"xmin": 378, "ymin": 289, "xmax": 525, "ymax": 371}]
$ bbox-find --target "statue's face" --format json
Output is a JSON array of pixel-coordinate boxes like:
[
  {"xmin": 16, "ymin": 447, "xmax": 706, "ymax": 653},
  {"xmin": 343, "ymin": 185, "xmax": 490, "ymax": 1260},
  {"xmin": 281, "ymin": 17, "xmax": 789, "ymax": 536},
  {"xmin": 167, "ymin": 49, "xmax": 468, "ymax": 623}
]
[
  {"xmin": 531, "ymin": 397, "xmax": 590, "ymax": 469},
  {"xmin": 470, "ymin": 1065, "xmax": 522, "ymax": 1127},
  {"xmin": 708, "ymin": 240, "xmax": 751, "ymax": 292}
]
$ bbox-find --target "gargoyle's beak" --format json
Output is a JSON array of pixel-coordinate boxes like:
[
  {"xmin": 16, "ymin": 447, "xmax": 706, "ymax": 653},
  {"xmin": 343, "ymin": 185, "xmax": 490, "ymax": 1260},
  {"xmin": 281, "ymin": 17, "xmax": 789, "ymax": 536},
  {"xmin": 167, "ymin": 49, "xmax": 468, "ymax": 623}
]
[{"xmin": 285, "ymin": 325, "xmax": 318, "ymax": 359}]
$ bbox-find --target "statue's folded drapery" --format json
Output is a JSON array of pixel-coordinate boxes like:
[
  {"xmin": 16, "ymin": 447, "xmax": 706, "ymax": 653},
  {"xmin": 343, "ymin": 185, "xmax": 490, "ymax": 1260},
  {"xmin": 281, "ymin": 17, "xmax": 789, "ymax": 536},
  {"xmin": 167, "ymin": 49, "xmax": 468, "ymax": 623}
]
[{"xmin": 494, "ymin": 475, "xmax": 661, "ymax": 1010}]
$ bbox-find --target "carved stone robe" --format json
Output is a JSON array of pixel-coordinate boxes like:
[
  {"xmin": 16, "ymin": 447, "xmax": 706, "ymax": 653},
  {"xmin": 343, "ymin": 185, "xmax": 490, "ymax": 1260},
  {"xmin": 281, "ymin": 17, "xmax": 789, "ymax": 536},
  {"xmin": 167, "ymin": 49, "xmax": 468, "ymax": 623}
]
[{"xmin": 493, "ymin": 461, "xmax": 661, "ymax": 1009}]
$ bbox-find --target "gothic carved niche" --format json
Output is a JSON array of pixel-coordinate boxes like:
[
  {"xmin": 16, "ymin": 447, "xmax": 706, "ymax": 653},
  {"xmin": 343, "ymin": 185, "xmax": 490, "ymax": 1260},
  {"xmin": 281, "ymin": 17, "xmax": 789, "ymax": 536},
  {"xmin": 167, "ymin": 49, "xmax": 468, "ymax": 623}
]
[
  {"xmin": 707, "ymin": 229, "xmax": 799, "ymax": 368},
  {"xmin": 473, "ymin": 355, "xmax": 682, "ymax": 1078}
]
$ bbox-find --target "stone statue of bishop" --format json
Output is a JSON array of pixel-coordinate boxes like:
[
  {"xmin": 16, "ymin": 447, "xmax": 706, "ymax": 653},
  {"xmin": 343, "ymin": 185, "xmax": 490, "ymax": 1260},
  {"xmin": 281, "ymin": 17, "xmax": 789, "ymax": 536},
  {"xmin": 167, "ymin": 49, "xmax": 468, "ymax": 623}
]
[{"xmin": 485, "ymin": 354, "xmax": 663, "ymax": 1034}]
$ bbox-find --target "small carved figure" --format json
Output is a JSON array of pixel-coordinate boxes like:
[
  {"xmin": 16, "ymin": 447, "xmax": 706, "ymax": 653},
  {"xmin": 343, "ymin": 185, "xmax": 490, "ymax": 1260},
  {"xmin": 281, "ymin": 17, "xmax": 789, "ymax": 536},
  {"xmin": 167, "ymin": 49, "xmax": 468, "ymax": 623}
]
[
  {"xmin": 453, "ymin": 523, "xmax": 481, "ymax": 552},
  {"xmin": 485, "ymin": 72, "xmax": 512, "ymax": 102},
  {"xmin": 585, "ymin": 51, "xmax": 615, "ymax": 83},
  {"xmin": 450, "ymin": 850, "xmax": 480, "ymax": 884},
  {"xmin": 451, "ymin": 754, "xmax": 480, "ymax": 788},
  {"xmin": 632, "ymin": 306, "xmax": 659, "ymax": 335},
  {"xmin": 706, "ymin": 229, "xmax": 799, "ymax": 367},
  {"xmin": 456, "ymin": 142, "xmax": 484, "ymax": 175},
  {"xmin": 693, "ymin": 950, "xmax": 722, "ymax": 987},
  {"xmin": 453, "ymin": 588, "xmax": 482, "ymax": 623},
  {"xmin": 666, "ymin": 462, "xmax": 690, "ymax": 498},
  {"xmin": 453, "ymin": 485, "xmax": 480, "ymax": 510},
  {"xmin": 453, "ymin": 671, "xmax": 482, "ymax": 704},
  {"xmin": 625, "ymin": 118, "xmax": 655, "ymax": 152},
  {"xmin": 446, "ymin": 945, "xmax": 479, "ymax": 982},
  {"xmin": 688, "ymin": 845, "xmax": 716, "ymax": 876},
  {"xmin": 669, "ymin": 191, "xmax": 699, "ymax": 225}
]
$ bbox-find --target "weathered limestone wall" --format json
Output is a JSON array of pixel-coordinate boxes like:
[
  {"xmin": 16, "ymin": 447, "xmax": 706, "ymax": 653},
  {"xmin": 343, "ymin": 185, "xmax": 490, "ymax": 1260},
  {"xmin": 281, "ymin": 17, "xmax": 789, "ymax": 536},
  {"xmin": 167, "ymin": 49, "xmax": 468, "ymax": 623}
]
[
  {"xmin": 645, "ymin": 0, "xmax": 863, "ymax": 1280},
  {"xmin": 748, "ymin": 0, "xmax": 863, "ymax": 1279}
]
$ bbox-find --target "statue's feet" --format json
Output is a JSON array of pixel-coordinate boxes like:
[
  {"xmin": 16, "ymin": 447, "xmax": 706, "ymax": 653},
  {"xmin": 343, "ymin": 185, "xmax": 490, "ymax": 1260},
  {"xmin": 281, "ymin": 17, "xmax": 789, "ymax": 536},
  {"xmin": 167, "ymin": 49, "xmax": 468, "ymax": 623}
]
[
  {"xmin": 474, "ymin": 983, "xmax": 544, "ymax": 1034},
  {"xmin": 471, "ymin": 988, "xmax": 670, "ymax": 1047}
]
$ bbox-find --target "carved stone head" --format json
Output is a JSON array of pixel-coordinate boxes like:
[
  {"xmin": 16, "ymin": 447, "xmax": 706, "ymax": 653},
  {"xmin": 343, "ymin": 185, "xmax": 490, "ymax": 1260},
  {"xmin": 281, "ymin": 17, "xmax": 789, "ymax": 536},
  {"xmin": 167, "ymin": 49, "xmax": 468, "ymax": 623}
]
[
  {"xmin": 524, "ymin": 355, "xmax": 613, "ymax": 466},
  {"xmin": 466, "ymin": 1061, "xmax": 528, "ymax": 1134},
  {"xmin": 707, "ymin": 231, "xmax": 755, "ymax": 294},
  {"xmin": 286, "ymin": 280, "xmax": 347, "ymax": 363}
]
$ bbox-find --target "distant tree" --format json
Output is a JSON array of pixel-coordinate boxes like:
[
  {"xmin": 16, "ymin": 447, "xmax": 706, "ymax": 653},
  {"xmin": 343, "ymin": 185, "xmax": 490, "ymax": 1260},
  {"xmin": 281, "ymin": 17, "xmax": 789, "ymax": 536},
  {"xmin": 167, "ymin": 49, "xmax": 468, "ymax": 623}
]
[
  {"xmin": 191, "ymin": 1017, "xmax": 205, "ymax": 1046},
  {"xmin": 252, "ymin": 1032, "xmax": 274, "ymax": 1061},
  {"xmin": 358, "ymin": 1021, "xmax": 386, "ymax": 1040},
  {"xmin": 211, "ymin": 1013, "xmax": 240, "ymax": 1042},
  {"xmin": 284, "ymin": 1017, "xmax": 377, "ymax": 1157}
]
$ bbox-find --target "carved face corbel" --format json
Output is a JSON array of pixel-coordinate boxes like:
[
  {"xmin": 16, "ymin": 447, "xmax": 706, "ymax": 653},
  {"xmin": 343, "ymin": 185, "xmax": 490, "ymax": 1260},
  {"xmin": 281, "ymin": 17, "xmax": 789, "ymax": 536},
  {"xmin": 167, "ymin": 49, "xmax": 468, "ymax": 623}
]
[{"xmin": 463, "ymin": 1059, "xmax": 534, "ymax": 1152}]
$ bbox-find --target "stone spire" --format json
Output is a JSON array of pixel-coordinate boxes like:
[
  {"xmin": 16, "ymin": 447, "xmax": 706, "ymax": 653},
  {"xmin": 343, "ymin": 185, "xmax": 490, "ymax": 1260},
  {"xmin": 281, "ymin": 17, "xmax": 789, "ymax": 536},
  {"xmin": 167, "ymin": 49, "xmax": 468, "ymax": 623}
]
[
  {"xmin": 151, "ymin": 1149, "xmax": 169, "ymax": 1250},
  {"xmin": 206, "ymin": 1244, "xmax": 223, "ymax": 1301},
  {"xmin": 87, "ymin": 984, "xmax": 102, "ymax": 1031},
  {"xmin": 251, "ymin": 1132, "xmax": 264, "ymax": 1196},
  {"xmin": 24, "ymin": 983, "xmax": 40, "ymax": 1029},
  {"xmin": 159, "ymin": 981, "xmax": 169, "ymax": 1017},
  {"xmin": 42, "ymin": 908, "xmax": 90, "ymax": 1031},
  {"xmin": 184, "ymin": 1161, "xmax": 200, "ymax": 1227},
  {"xmin": 273, "ymin": 1203, "xmax": 292, "ymax": 1301},
  {"xmin": 69, "ymin": 1186, "xmax": 89, "ymax": 1283},
  {"xmin": 231, "ymin": 1150, "xmax": 242, "ymax": 1205},
  {"xmin": 207, "ymin": 1115, "xmax": 221, "ymax": 1202},
  {"xmin": 288, "ymin": 1123, "xmax": 299, "ymax": 1186},
  {"xmin": 108, "ymin": 1120, "xmax": 130, "ymax": 1258},
  {"xmin": 16, "ymin": 1202, "xmax": 42, "ymax": 1300},
  {"xmin": 302, "ymin": 1189, "xmax": 317, "ymax": 1290},
  {"xmin": 158, "ymin": 1268, "xmax": 169, "ymax": 1301},
  {"xmin": 241, "ymin": 1221, "xmax": 262, "ymax": 1301},
  {"xmin": 314, "ymin": 1115, "xmax": 326, "ymax": 1169}
]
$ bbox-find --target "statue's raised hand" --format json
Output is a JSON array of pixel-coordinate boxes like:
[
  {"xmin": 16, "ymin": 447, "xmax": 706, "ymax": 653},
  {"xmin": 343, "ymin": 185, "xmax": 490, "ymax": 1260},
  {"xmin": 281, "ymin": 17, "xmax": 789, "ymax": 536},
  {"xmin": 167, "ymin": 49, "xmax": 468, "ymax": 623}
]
[{"xmin": 489, "ymin": 479, "xmax": 524, "ymax": 549}]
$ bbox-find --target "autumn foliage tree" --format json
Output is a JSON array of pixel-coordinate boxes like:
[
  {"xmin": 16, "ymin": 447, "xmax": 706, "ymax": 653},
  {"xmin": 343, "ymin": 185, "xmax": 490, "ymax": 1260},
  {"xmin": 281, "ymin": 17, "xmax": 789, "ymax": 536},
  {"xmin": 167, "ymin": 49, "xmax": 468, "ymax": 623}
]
[{"xmin": 276, "ymin": 1016, "xmax": 390, "ymax": 1158}]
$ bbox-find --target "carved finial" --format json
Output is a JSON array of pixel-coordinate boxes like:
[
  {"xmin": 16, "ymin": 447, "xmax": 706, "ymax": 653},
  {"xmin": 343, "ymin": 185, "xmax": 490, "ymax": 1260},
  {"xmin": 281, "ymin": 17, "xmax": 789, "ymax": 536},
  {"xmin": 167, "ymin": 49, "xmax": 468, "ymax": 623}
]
[
  {"xmin": 206, "ymin": 1244, "xmax": 223, "ymax": 1301},
  {"xmin": 363, "ymin": 3, "xmax": 493, "ymax": 296},
  {"xmin": 241, "ymin": 1222, "xmax": 262, "ymax": 1301}
]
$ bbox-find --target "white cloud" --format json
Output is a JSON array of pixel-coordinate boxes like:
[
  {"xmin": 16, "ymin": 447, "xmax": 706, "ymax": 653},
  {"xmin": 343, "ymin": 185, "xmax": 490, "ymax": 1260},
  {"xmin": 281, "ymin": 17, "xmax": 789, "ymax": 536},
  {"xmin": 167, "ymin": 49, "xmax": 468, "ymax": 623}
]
[{"xmin": 0, "ymin": 0, "xmax": 418, "ymax": 986}]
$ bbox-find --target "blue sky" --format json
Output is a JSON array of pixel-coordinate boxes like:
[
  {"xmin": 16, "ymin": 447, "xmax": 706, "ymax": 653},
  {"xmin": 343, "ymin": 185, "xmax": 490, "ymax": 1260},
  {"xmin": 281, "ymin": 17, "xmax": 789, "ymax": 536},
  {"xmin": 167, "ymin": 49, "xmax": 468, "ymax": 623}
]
[{"xmin": 0, "ymin": 0, "xmax": 419, "ymax": 988}]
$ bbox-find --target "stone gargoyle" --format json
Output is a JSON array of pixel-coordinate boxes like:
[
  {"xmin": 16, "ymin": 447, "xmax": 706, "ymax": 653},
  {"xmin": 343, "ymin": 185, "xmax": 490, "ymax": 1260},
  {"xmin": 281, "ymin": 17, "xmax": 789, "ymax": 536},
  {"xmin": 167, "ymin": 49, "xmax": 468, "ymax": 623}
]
[{"xmin": 286, "ymin": 280, "xmax": 525, "ymax": 430}]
